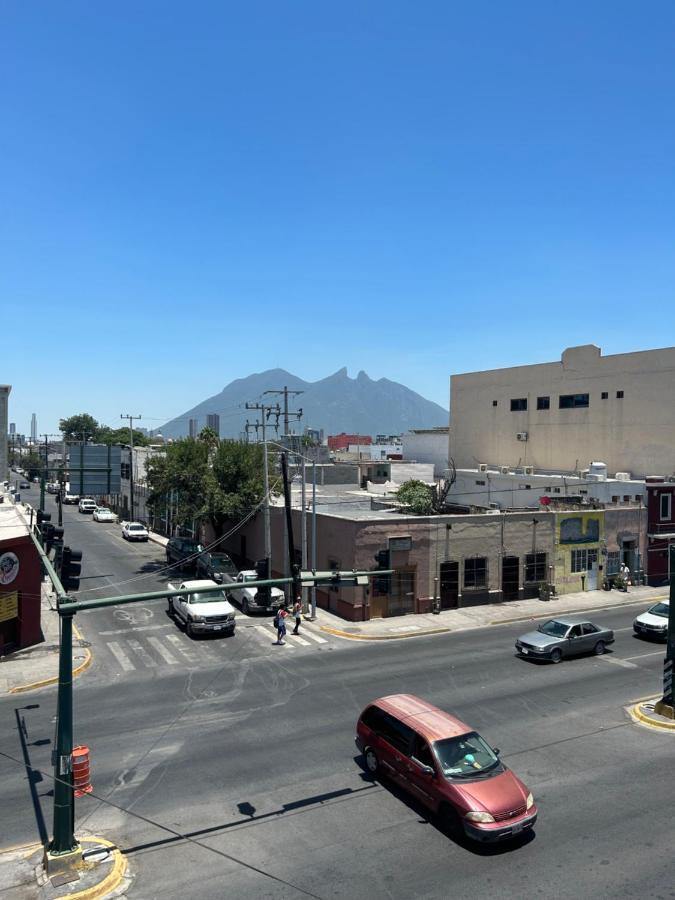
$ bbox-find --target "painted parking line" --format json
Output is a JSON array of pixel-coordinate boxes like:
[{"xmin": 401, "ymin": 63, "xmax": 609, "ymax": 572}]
[
  {"xmin": 600, "ymin": 655, "xmax": 639, "ymax": 669},
  {"xmin": 107, "ymin": 642, "xmax": 136, "ymax": 672},
  {"xmin": 623, "ymin": 650, "xmax": 666, "ymax": 662},
  {"xmin": 147, "ymin": 636, "xmax": 180, "ymax": 664}
]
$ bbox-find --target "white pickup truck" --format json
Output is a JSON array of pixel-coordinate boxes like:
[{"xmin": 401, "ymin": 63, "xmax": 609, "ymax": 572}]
[
  {"xmin": 224, "ymin": 570, "xmax": 285, "ymax": 615},
  {"xmin": 167, "ymin": 579, "xmax": 236, "ymax": 637}
]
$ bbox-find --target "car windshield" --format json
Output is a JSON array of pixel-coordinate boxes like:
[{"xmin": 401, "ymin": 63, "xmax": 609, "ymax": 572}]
[
  {"xmin": 538, "ymin": 619, "xmax": 570, "ymax": 637},
  {"xmin": 129, "ymin": 524, "xmax": 145, "ymax": 531},
  {"xmin": 434, "ymin": 732, "xmax": 500, "ymax": 778},
  {"xmin": 210, "ymin": 555, "xmax": 236, "ymax": 573},
  {"xmin": 649, "ymin": 603, "xmax": 670, "ymax": 618},
  {"xmin": 189, "ymin": 592, "xmax": 225, "ymax": 604},
  {"xmin": 97, "ymin": 508, "xmax": 111, "ymax": 514}
]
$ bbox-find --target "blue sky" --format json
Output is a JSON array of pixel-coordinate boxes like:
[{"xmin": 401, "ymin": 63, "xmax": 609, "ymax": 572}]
[{"xmin": 2, "ymin": 1, "xmax": 674, "ymax": 435}]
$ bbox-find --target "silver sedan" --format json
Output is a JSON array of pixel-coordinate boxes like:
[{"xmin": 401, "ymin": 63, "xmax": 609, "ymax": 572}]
[{"xmin": 515, "ymin": 615, "xmax": 614, "ymax": 663}]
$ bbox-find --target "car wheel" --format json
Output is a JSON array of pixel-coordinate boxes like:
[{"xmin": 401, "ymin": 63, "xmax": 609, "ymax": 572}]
[
  {"xmin": 168, "ymin": 598, "xmax": 174, "ymax": 616},
  {"xmin": 594, "ymin": 640, "xmax": 606, "ymax": 655},
  {"xmin": 186, "ymin": 619, "xmax": 194, "ymax": 638},
  {"xmin": 364, "ymin": 747, "xmax": 379, "ymax": 775},
  {"xmin": 550, "ymin": 647, "xmax": 563, "ymax": 664}
]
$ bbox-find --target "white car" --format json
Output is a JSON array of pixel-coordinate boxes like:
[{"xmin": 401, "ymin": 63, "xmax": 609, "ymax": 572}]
[
  {"xmin": 93, "ymin": 507, "xmax": 116, "ymax": 523},
  {"xmin": 78, "ymin": 498, "xmax": 97, "ymax": 514},
  {"xmin": 633, "ymin": 601, "xmax": 669, "ymax": 640},
  {"xmin": 226, "ymin": 570, "xmax": 285, "ymax": 615},
  {"xmin": 167, "ymin": 579, "xmax": 236, "ymax": 637},
  {"xmin": 121, "ymin": 521, "xmax": 149, "ymax": 541}
]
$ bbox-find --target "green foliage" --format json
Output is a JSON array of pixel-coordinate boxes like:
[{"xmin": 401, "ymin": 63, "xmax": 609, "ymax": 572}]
[
  {"xmin": 146, "ymin": 439, "xmax": 210, "ymax": 529},
  {"xmin": 23, "ymin": 453, "xmax": 44, "ymax": 480},
  {"xmin": 396, "ymin": 479, "xmax": 434, "ymax": 515},
  {"xmin": 210, "ymin": 441, "xmax": 266, "ymax": 527},
  {"xmin": 59, "ymin": 413, "xmax": 100, "ymax": 443},
  {"xmin": 97, "ymin": 426, "xmax": 150, "ymax": 447}
]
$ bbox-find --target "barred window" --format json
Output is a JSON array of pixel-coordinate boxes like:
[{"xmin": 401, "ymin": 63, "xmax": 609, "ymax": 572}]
[
  {"xmin": 571, "ymin": 549, "xmax": 587, "ymax": 573},
  {"xmin": 464, "ymin": 557, "xmax": 487, "ymax": 589},
  {"xmin": 525, "ymin": 552, "xmax": 547, "ymax": 583}
]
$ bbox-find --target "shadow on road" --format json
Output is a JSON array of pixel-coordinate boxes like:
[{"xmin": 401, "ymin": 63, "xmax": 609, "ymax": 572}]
[{"xmin": 14, "ymin": 704, "xmax": 51, "ymax": 848}]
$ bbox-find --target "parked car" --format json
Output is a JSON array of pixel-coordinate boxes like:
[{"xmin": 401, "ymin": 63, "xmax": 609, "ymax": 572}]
[
  {"xmin": 167, "ymin": 579, "xmax": 236, "ymax": 637},
  {"xmin": 19, "ymin": 481, "xmax": 31, "ymax": 490},
  {"xmin": 355, "ymin": 694, "xmax": 537, "ymax": 842},
  {"xmin": 165, "ymin": 536, "xmax": 200, "ymax": 571},
  {"xmin": 226, "ymin": 570, "xmax": 285, "ymax": 615},
  {"xmin": 46, "ymin": 482, "xmax": 60, "ymax": 494},
  {"xmin": 515, "ymin": 615, "xmax": 614, "ymax": 663},
  {"xmin": 633, "ymin": 601, "xmax": 669, "ymax": 640},
  {"xmin": 195, "ymin": 550, "xmax": 238, "ymax": 584},
  {"xmin": 78, "ymin": 498, "xmax": 97, "ymax": 514},
  {"xmin": 121, "ymin": 521, "xmax": 149, "ymax": 541},
  {"xmin": 63, "ymin": 492, "xmax": 80, "ymax": 504},
  {"xmin": 93, "ymin": 507, "xmax": 117, "ymax": 523}
]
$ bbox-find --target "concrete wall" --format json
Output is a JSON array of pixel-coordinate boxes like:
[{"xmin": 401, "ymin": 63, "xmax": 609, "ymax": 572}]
[
  {"xmin": 450, "ymin": 344, "xmax": 675, "ymax": 477},
  {"xmin": 401, "ymin": 429, "xmax": 449, "ymax": 477}
]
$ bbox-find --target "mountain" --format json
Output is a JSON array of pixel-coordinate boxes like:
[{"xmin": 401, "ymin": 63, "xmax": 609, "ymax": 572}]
[{"xmin": 157, "ymin": 368, "xmax": 448, "ymax": 439}]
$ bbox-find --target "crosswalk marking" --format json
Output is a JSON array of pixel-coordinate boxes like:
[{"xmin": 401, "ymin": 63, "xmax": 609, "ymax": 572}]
[
  {"xmin": 165, "ymin": 633, "xmax": 200, "ymax": 662},
  {"xmin": 107, "ymin": 641, "xmax": 135, "ymax": 672},
  {"xmin": 147, "ymin": 636, "xmax": 179, "ymax": 664},
  {"xmin": 128, "ymin": 637, "xmax": 157, "ymax": 667},
  {"xmin": 286, "ymin": 633, "xmax": 311, "ymax": 646},
  {"xmin": 300, "ymin": 629, "xmax": 328, "ymax": 645}
]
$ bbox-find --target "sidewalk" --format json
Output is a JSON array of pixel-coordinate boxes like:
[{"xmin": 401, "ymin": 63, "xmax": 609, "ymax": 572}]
[
  {"xmin": 0, "ymin": 581, "xmax": 91, "ymax": 694},
  {"xmin": 314, "ymin": 584, "xmax": 668, "ymax": 640}
]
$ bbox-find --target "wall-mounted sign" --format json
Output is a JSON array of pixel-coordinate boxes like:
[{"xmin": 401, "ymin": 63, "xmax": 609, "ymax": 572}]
[
  {"xmin": 389, "ymin": 536, "xmax": 412, "ymax": 552},
  {"xmin": 559, "ymin": 516, "xmax": 600, "ymax": 545},
  {"xmin": 0, "ymin": 552, "xmax": 19, "ymax": 585},
  {"xmin": 0, "ymin": 591, "xmax": 18, "ymax": 623}
]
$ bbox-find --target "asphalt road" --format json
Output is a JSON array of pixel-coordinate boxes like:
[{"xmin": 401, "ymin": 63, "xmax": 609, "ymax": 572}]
[{"xmin": 2, "ymin": 487, "xmax": 673, "ymax": 898}]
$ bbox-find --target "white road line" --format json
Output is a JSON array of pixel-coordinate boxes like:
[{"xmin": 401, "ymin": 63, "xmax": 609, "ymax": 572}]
[
  {"xmin": 249, "ymin": 625, "xmax": 295, "ymax": 649},
  {"xmin": 286, "ymin": 633, "xmax": 311, "ymax": 646},
  {"xmin": 300, "ymin": 629, "xmax": 328, "ymax": 644},
  {"xmin": 623, "ymin": 650, "xmax": 666, "ymax": 662},
  {"xmin": 147, "ymin": 636, "xmax": 179, "ymax": 665},
  {"xmin": 99, "ymin": 624, "xmax": 172, "ymax": 636},
  {"xmin": 127, "ymin": 638, "xmax": 157, "ymax": 667},
  {"xmin": 107, "ymin": 642, "xmax": 136, "ymax": 672},
  {"xmin": 165, "ymin": 633, "xmax": 200, "ymax": 662},
  {"xmin": 599, "ymin": 656, "xmax": 639, "ymax": 669}
]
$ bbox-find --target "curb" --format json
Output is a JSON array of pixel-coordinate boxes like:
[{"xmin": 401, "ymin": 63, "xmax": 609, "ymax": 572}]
[
  {"xmin": 319, "ymin": 625, "xmax": 451, "ymax": 641},
  {"xmin": 60, "ymin": 837, "xmax": 127, "ymax": 900},
  {"xmin": 489, "ymin": 594, "xmax": 668, "ymax": 627},
  {"xmin": 8, "ymin": 622, "xmax": 92, "ymax": 695},
  {"xmin": 629, "ymin": 701, "xmax": 675, "ymax": 732}
]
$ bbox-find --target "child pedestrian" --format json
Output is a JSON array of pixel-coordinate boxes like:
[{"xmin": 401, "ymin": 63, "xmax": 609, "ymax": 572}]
[
  {"xmin": 274, "ymin": 606, "xmax": 288, "ymax": 645},
  {"xmin": 292, "ymin": 598, "xmax": 302, "ymax": 635}
]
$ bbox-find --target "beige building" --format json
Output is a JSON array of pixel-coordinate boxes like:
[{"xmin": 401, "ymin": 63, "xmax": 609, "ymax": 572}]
[
  {"xmin": 450, "ymin": 344, "xmax": 675, "ymax": 478},
  {"xmin": 0, "ymin": 385, "xmax": 10, "ymax": 481}
]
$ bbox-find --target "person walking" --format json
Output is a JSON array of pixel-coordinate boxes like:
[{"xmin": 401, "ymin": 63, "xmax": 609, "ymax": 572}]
[
  {"xmin": 292, "ymin": 598, "xmax": 302, "ymax": 635},
  {"xmin": 274, "ymin": 605, "xmax": 288, "ymax": 645}
]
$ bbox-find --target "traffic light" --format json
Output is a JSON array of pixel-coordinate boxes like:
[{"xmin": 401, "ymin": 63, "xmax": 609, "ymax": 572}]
[
  {"xmin": 36, "ymin": 510, "xmax": 51, "ymax": 525},
  {"xmin": 255, "ymin": 558, "xmax": 271, "ymax": 605},
  {"xmin": 48, "ymin": 524, "xmax": 64, "ymax": 556},
  {"xmin": 60, "ymin": 546, "xmax": 82, "ymax": 592}
]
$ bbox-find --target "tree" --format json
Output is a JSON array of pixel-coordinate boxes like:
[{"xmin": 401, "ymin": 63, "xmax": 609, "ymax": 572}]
[
  {"xmin": 97, "ymin": 426, "xmax": 150, "ymax": 447},
  {"xmin": 59, "ymin": 413, "xmax": 100, "ymax": 443},
  {"xmin": 23, "ymin": 452, "xmax": 44, "ymax": 481},
  {"xmin": 209, "ymin": 441, "xmax": 266, "ymax": 529},
  {"xmin": 146, "ymin": 440, "xmax": 210, "ymax": 531},
  {"xmin": 396, "ymin": 479, "xmax": 434, "ymax": 516}
]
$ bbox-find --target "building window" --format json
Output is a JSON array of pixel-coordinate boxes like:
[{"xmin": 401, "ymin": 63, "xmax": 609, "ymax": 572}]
[
  {"xmin": 525, "ymin": 552, "xmax": 547, "ymax": 583},
  {"xmin": 492, "ymin": 400, "xmax": 498, "ymax": 407},
  {"xmin": 601, "ymin": 391, "xmax": 608, "ymax": 400},
  {"xmin": 537, "ymin": 396, "xmax": 550, "ymax": 410},
  {"xmin": 634, "ymin": 495, "xmax": 641, "ymax": 502},
  {"xmin": 475, "ymin": 479, "xmax": 485, "ymax": 486},
  {"xmin": 623, "ymin": 495, "xmax": 630, "ymax": 503},
  {"xmin": 559, "ymin": 393, "xmax": 590, "ymax": 409},
  {"xmin": 580, "ymin": 489, "xmax": 587, "ymax": 495},
  {"xmin": 571, "ymin": 549, "xmax": 587, "ymax": 573},
  {"xmin": 616, "ymin": 390, "xmax": 624, "ymax": 399},
  {"xmin": 606, "ymin": 551, "xmax": 620, "ymax": 575},
  {"xmin": 553, "ymin": 487, "xmax": 561, "ymax": 493},
  {"xmin": 464, "ymin": 557, "xmax": 487, "ymax": 589},
  {"xmin": 611, "ymin": 495, "xmax": 619, "ymax": 503},
  {"xmin": 660, "ymin": 493, "xmax": 672, "ymax": 521},
  {"xmin": 510, "ymin": 398, "xmax": 527, "ymax": 411},
  {"xmin": 544, "ymin": 486, "xmax": 551, "ymax": 492}
]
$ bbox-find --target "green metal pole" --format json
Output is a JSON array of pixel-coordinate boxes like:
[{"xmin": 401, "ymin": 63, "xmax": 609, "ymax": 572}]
[{"xmin": 49, "ymin": 611, "xmax": 78, "ymax": 855}]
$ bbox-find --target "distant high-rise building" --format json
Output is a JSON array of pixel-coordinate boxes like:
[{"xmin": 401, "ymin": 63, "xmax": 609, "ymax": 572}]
[
  {"xmin": 1, "ymin": 385, "xmax": 11, "ymax": 480},
  {"xmin": 9, "ymin": 422, "xmax": 16, "ymax": 435},
  {"xmin": 30, "ymin": 412, "xmax": 37, "ymax": 442},
  {"xmin": 206, "ymin": 414, "xmax": 220, "ymax": 435},
  {"xmin": 189, "ymin": 418, "xmax": 198, "ymax": 438}
]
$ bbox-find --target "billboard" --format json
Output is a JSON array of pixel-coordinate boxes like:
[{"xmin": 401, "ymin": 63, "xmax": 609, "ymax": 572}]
[{"xmin": 67, "ymin": 444, "xmax": 121, "ymax": 496}]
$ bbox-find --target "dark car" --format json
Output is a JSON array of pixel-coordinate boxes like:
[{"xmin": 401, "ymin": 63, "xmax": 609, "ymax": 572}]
[
  {"xmin": 195, "ymin": 550, "xmax": 238, "ymax": 584},
  {"xmin": 515, "ymin": 615, "xmax": 614, "ymax": 663},
  {"xmin": 19, "ymin": 481, "xmax": 31, "ymax": 489},
  {"xmin": 166, "ymin": 536, "xmax": 200, "ymax": 571}
]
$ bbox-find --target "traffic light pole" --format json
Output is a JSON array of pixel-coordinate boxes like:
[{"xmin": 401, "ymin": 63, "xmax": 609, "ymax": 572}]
[
  {"xmin": 49, "ymin": 609, "xmax": 78, "ymax": 860},
  {"xmin": 655, "ymin": 544, "xmax": 675, "ymax": 719}
]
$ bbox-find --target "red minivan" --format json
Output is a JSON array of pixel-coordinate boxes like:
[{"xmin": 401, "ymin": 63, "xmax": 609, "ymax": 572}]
[{"xmin": 355, "ymin": 694, "xmax": 537, "ymax": 842}]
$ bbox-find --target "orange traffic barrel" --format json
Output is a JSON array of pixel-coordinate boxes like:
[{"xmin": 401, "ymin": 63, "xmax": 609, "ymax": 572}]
[{"xmin": 72, "ymin": 745, "xmax": 93, "ymax": 797}]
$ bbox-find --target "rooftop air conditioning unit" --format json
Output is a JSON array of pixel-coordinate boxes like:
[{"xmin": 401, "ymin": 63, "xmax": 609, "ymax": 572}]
[
  {"xmin": 478, "ymin": 463, "xmax": 488, "ymax": 472},
  {"xmin": 523, "ymin": 466, "xmax": 534, "ymax": 476},
  {"xmin": 488, "ymin": 501, "xmax": 501, "ymax": 510},
  {"xmin": 516, "ymin": 432, "xmax": 528, "ymax": 442},
  {"xmin": 615, "ymin": 472, "xmax": 631, "ymax": 481},
  {"xmin": 500, "ymin": 466, "xmax": 510, "ymax": 475}
]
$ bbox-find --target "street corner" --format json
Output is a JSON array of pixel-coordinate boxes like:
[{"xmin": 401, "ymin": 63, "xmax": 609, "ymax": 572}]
[
  {"xmin": 8, "ymin": 623, "xmax": 93, "ymax": 695},
  {"xmin": 628, "ymin": 697, "xmax": 675, "ymax": 732},
  {"xmin": 34, "ymin": 836, "xmax": 131, "ymax": 899},
  {"xmin": 318, "ymin": 623, "xmax": 451, "ymax": 641}
]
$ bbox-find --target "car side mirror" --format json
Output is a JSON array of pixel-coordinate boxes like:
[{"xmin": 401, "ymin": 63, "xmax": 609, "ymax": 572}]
[
  {"xmin": 420, "ymin": 764, "xmax": 434, "ymax": 777},
  {"xmin": 493, "ymin": 747, "xmax": 501, "ymax": 756}
]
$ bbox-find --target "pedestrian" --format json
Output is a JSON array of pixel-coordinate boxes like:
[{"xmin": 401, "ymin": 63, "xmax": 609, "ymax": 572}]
[
  {"xmin": 620, "ymin": 562, "xmax": 631, "ymax": 585},
  {"xmin": 292, "ymin": 598, "xmax": 302, "ymax": 635},
  {"xmin": 274, "ymin": 605, "xmax": 288, "ymax": 645}
]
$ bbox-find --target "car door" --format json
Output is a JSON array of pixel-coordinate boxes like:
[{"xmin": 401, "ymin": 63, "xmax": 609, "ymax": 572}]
[
  {"xmin": 377, "ymin": 714, "xmax": 415, "ymax": 787},
  {"xmin": 405, "ymin": 733, "xmax": 438, "ymax": 809},
  {"xmin": 566, "ymin": 623, "xmax": 584, "ymax": 655},
  {"xmin": 581, "ymin": 622, "xmax": 600, "ymax": 651}
]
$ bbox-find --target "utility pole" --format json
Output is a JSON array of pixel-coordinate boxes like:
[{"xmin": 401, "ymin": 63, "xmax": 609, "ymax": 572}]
[
  {"xmin": 246, "ymin": 402, "xmax": 280, "ymax": 573},
  {"xmin": 121, "ymin": 414, "xmax": 141, "ymax": 522},
  {"xmin": 264, "ymin": 386, "xmax": 303, "ymax": 439},
  {"xmin": 655, "ymin": 544, "xmax": 675, "ymax": 720},
  {"xmin": 40, "ymin": 433, "xmax": 60, "ymax": 513}
]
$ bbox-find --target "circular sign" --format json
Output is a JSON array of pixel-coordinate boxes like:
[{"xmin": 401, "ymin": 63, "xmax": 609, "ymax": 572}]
[{"xmin": 0, "ymin": 552, "xmax": 20, "ymax": 585}]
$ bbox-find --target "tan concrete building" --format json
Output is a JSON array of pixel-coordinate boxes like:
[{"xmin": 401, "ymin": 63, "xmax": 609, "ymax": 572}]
[
  {"xmin": 0, "ymin": 385, "xmax": 10, "ymax": 481},
  {"xmin": 450, "ymin": 344, "xmax": 675, "ymax": 478}
]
